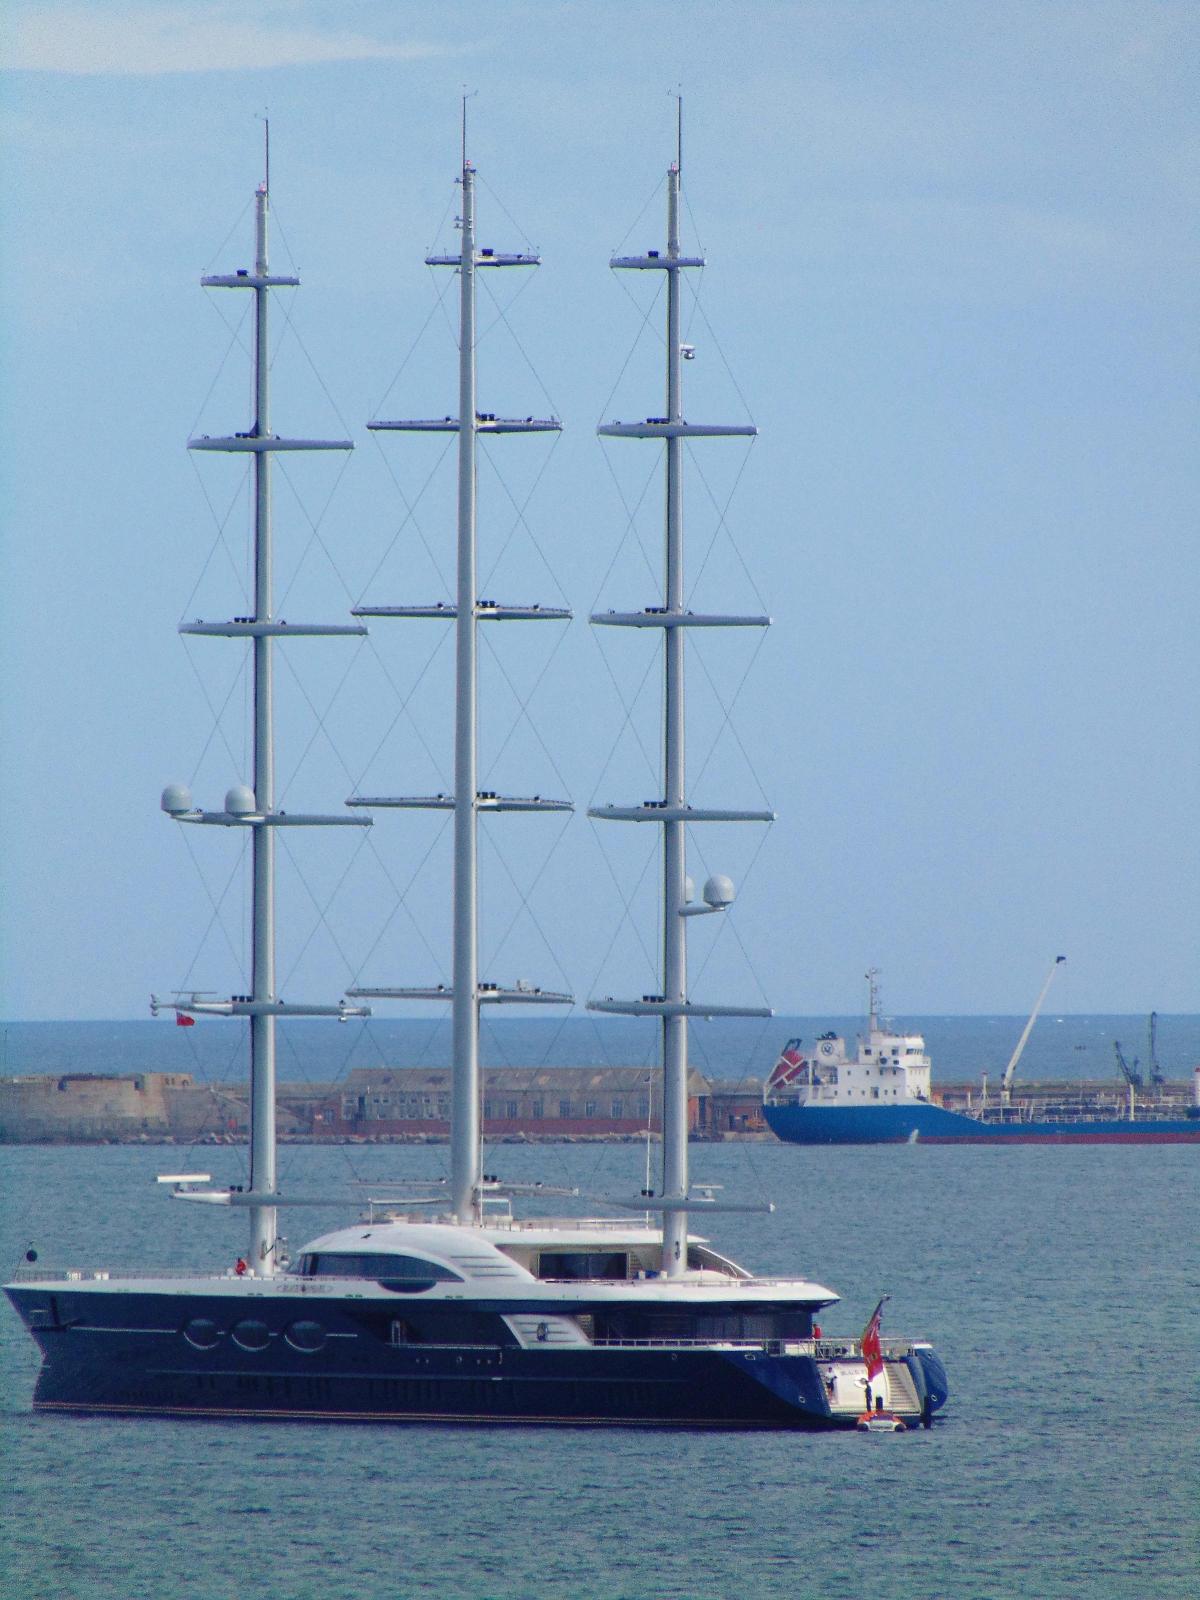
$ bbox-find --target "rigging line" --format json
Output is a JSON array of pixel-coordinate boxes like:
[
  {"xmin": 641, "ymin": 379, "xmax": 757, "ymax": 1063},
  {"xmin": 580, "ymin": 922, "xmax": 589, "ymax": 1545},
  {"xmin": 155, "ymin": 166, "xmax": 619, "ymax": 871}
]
[
  {"xmin": 595, "ymin": 442, "xmax": 666, "ymax": 597},
  {"xmin": 610, "ymin": 266, "xmax": 670, "ymax": 358},
  {"xmin": 429, "ymin": 258, "xmax": 462, "ymax": 350},
  {"xmin": 274, "ymin": 637, "xmax": 371, "ymax": 805},
  {"xmin": 685, "ymin": 288, "xmax": 758, "ymax": 429},
  {"xmin": 275, "ymin": 826, "xmax": 375, "ymax": 994},
  {"xmin": 679, "ymin": 179, "xmax": 705, "ymax": 254},
  {"xmin": 687, "ymin": 629, "xmax": 775, "ymax": 810},
  {"xmin": 272, "ymin": 290, "xmax": 359, "ymax": 444},
  {"xmin": 202, "ymin": 193, "xmax": 256, "ymax": 276},
  {"xmin": 347, "ymin": 628, "xmax": 455, "ymax": 797},
  {"xmin": 474, "ymin": 262, "xmax": 540, "ymax": 354},
  {"xmin": 348, "ymin": 820, "xmax": 454, "ymax": 986},
  {"xmin": 182, "ymin": 454, "xmax": 253, "ymax": 614},
  {"xmin": 586, "ymin": 449, "xmax": 662, "ymax": 615},
  {"xmin": 611, "ymin": 170, "xmax": 670, "ymax": 258},
  {"xmin": 425, "ymin": 177, "xmax": 462, "ymax": 263},
  {"xmin": 357, "ymin": 431, "xmax": 457, "ymax": 604},
  {"xmin": 175, "ymin": 825, "xmax": 251, "ymax": 981},
  {"xmin": 684, "ymin": 441, "xmax": 771, "ymax": 616},
  {"xmin": 369, "ymin": 273, "xmax": 456, "ymax": 421},
  {"xmin": 189, "ymin": 298, "xmax": 254, "ymax": 439},
  {"xmin": 477, "ymin": 625, "xmax": 576, "ymax": 800},
  {"xmin": 595, "ymin": 276, "xmax": 667, "ymax": 425},
  {"xmin": 271, "ymin": 451, "xmax": 357, "ymax": 616},
  {"xmin": 477, "ymin": 433, "xmax": 569, "ymax": 605},
  {"xmin": 685, "ymin": 823, "xmax": 774, "ymax": 1005},
  {"xmin": 475, "ymin": 270, "xmax": 562, "ymax": 420},
  {"xmin": 587, "ymin": 629, "xmax": 662, "ymax": 796},
  {"xmin": 476, "ymin": 631, "xmax": 570, "ymax": 793},
  {"xmin": 181, "ymin": 642, "xmax": 251, "ymax": 787},
  {"xmin": 583, "ymin": 815, "xmax": 663, "ymax": 988},
  {"xmin": 265, "ymin": 198, "xmax": 300, "ymax": 277},
  {"xmin": 478, "ymin": 813, "xmax": 576, "ymax": 991},
  {"xmin": 475, "ymin": 171, "xmax": 538, "ymax": 255},
  {"xmin": 200, "ymin": 282, "xmax": 255, "ymax": 368}
]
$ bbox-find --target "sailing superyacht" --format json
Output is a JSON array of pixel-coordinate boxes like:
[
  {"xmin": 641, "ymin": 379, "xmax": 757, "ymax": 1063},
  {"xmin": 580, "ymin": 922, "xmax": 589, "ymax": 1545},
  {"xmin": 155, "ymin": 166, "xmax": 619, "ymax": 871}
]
[{"xmin": 6, "ymin": 133, "xmax": 948, "ymax": 1429}]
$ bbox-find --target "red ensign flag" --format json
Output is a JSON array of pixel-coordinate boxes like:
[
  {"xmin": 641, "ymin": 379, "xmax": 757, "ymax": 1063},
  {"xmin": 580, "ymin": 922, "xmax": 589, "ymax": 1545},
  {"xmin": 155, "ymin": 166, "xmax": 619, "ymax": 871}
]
[{"xmin": 860, "ymin": 1295, "xmax": 889, "ymax": 1382}]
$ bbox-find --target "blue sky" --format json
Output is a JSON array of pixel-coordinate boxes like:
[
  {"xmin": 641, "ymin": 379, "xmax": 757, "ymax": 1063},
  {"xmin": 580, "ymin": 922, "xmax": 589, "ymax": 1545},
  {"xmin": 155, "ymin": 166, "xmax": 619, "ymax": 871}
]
[{"xmin": 1, "ymin": 1, "xmax": 1197, "ymax": 1019}]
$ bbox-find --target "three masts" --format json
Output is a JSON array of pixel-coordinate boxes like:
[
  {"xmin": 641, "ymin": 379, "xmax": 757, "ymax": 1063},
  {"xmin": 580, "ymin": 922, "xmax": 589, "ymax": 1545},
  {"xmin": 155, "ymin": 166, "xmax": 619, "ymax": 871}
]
[
  {"xmin": 6, "ymin": 133, "xmax": 949, "ymax": 1429},
  {"xmin": 166, "ymin": 142, "xmax": 773, "ymax": 1273}
]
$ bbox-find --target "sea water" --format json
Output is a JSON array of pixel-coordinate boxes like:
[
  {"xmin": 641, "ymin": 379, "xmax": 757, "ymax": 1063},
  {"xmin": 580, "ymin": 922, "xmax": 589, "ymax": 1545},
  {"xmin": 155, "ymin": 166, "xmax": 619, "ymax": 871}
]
[
  {"xmin": 1, "ymin": 1133, "xmax": 1196, "ymax": 1599},
  {"xmin": 4, "ymin": 1013, "xmax": 1199, "ymax": 1086}
]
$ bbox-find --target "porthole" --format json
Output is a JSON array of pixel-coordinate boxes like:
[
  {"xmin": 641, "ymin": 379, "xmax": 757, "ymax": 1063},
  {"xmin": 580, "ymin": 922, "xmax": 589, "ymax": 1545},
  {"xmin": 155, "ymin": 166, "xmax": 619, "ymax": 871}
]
[
  {"xmin": 182, "ymin": 1317, "xmax": 220, "ymax": 1350},
  {"xmin": 284, "ymin": 1319, "xmax": 326, "ymax": 1353},
  {"xmin": 231, "ymin": 1318, "xmax": 272, "ymax": 1351}
]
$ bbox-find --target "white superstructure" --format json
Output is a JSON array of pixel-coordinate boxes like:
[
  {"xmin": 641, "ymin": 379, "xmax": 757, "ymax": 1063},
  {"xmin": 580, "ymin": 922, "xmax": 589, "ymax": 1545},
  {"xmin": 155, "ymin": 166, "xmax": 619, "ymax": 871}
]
[{"xmin": 764, "ymin": 970, "xmax": 931, "ymax": 1108}]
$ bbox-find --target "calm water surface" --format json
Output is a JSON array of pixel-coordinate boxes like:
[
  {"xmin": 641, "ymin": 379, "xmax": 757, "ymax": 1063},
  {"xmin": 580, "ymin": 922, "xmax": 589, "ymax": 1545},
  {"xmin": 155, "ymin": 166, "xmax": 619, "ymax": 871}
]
[{"xmin": 2, "ymin": 1140, "xmax": 1197, "ymax": 1600}]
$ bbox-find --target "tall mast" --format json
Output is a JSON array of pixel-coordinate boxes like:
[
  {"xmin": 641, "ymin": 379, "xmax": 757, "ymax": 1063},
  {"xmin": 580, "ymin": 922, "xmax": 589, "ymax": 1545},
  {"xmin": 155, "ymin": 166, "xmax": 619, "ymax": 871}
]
[
  {"xmin": 162, "ymin": 149, "xmax": 369, "ymax": 1273},
  {"xmin": 660, "ymin": 159, "xmax": 689, "ymax": 1273},
  {"xmin": 451, "ymin": 157, "xmax": 481, "ymax": 1222},
  {"xmin": 591, "ymin": 131, "xmax": 773, "ymax": 1277},
  {"xmin": 248, "ymin": 179, "xmax": 278, "ymax": 1270},
  {"xmin": 348, "ymin": 121, "xmax": 571, "ymax": 1224}
]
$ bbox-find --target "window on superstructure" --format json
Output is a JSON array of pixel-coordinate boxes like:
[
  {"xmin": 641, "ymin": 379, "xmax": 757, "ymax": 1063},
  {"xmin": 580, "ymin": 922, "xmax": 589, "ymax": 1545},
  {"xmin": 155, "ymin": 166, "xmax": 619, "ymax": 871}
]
[
  {"xmin": 538, "ymin": 1251, "xmax": 628, "ymax": 1281},
  {"xmin": 297, "ymin": 1253, "xmax": 464, "ymax": 1286}
]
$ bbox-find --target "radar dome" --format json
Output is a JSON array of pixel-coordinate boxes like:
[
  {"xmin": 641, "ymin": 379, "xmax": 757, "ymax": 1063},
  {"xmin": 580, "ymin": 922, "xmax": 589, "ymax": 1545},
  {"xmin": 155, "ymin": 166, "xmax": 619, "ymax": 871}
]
[
  {"xmin": 702, "ymin": 874, "xmax": 735, "ymax": 908},
  {"xmin": 161, "ymin": 783, "xmax": 193, "ymax": 815},
  {"xmin": 225, "ymin": 785, "xmax": 257, "ymax": 816}
]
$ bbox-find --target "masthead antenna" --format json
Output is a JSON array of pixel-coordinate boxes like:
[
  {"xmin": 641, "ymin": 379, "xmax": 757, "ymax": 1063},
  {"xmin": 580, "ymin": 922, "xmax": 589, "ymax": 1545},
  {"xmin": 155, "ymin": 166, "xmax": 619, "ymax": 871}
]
[
  {"xmin": 671, "ymin": 87, "xmax": 683, "ymax": 174},
  {"xmin": 461, "ymin": 88, "xmax": 477, "ymax": 171},
  {"xmin": 256, "ymin": 111, "xmax": 270, "ymax": 193}
]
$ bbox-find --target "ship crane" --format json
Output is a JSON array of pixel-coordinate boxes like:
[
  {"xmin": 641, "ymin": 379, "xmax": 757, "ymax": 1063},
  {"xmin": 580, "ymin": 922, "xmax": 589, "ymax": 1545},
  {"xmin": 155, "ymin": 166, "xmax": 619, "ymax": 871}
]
[
  {"xmin": 1000, "ymin": 956, "xmax": 1066, "ymax": 1106},
  {"xmin": 1113, "ymin": 1040, "xmax": 1142, "ymax": 1090},
  {"xmin": 1148, "ymin": 1011, "xmax": 1166, "ymax": 1091}
]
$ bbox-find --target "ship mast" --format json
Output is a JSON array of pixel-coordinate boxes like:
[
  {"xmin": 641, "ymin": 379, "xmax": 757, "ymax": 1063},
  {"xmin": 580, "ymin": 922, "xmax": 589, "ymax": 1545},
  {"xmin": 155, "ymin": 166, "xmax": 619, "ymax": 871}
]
[
  {"xmin": 590, "ymin": 122, "xmax": 774, "ymax": 1276},
  {"xmin": 161, "ymin": 147, "xmax": 370, "ymax": 1274},
  {"xmin": 349, "ymin": 122, "xmax": 571, "ymax": 1225}
]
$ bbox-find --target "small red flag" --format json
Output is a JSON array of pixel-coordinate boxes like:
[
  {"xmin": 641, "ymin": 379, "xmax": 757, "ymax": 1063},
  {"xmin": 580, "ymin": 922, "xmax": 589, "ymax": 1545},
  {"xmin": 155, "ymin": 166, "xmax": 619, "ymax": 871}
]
[
  {"xmin": 860, "ymin": 1295, "xmax": 889, "ymax": 1382},
  {"xmin": 175, "ymin": 1012, "xmax": 196, "ymax": 1028}
]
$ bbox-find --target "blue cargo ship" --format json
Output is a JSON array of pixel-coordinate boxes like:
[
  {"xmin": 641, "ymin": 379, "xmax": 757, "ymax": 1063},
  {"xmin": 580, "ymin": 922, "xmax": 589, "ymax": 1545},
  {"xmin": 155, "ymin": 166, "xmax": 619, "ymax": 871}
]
[{"xmin": 763, "ymin": 973, "xmax": 1200, "ymax": 1146}]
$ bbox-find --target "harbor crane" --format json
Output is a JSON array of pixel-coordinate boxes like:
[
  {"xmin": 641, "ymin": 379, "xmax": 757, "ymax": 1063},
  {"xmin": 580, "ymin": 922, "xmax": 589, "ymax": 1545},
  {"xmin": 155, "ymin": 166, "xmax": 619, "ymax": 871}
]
[
  {"xmin": 1148, "ymin": 1012, "xmax": 1166, "ymax": 1090},
  {"xmin": 1113, "ymin": 1040, "xmax": 1142, "ymax": 1090},
  {"xmin": 1000, "ymin": 956, "xmax": 1066, "ymax": 1105}
]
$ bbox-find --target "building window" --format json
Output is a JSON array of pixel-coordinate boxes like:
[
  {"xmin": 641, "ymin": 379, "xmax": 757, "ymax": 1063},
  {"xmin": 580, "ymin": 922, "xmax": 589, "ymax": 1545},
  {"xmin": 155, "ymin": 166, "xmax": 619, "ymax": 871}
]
[
  {"xmin": 611, "ymin": 1100, "xmax": 623, "ymax": 1119},
  {"xmin": 585, "ymin": 1101, "xmax": 597, "ymax": 1118},
  {"xmin": 436, "ymin": 1096, "xmax": 449, "ymax": 1117},
  {"xmin": 506, "ymin": 1100, "xmax": 518, "ymax": 1119},
  {"xmin": 559, "ymin": 1100, "xmax": 572, "ymax": 1119},
  {"xmin": 483, "ymin": 1100, "xmax": 493, "ymax": 1118},
  {"xmin": 532, "ymin": 1100, "xmax": 544, "ymax": 1119},
  {"xmin": 638, "ymin": 1099, "xmax": 650, "ymax": 1119}
]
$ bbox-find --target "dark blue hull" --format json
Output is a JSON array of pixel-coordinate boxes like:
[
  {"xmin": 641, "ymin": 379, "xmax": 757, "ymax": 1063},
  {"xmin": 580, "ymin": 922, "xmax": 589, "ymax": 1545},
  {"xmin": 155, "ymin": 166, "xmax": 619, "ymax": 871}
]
[
  {"xmin": 6, "ymin": 1283, "xmax": 948, "ymax": 1430},
  {"xmin": 763, "ymin": 1100, "xmax": 1200, "ymax": 1145}
]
